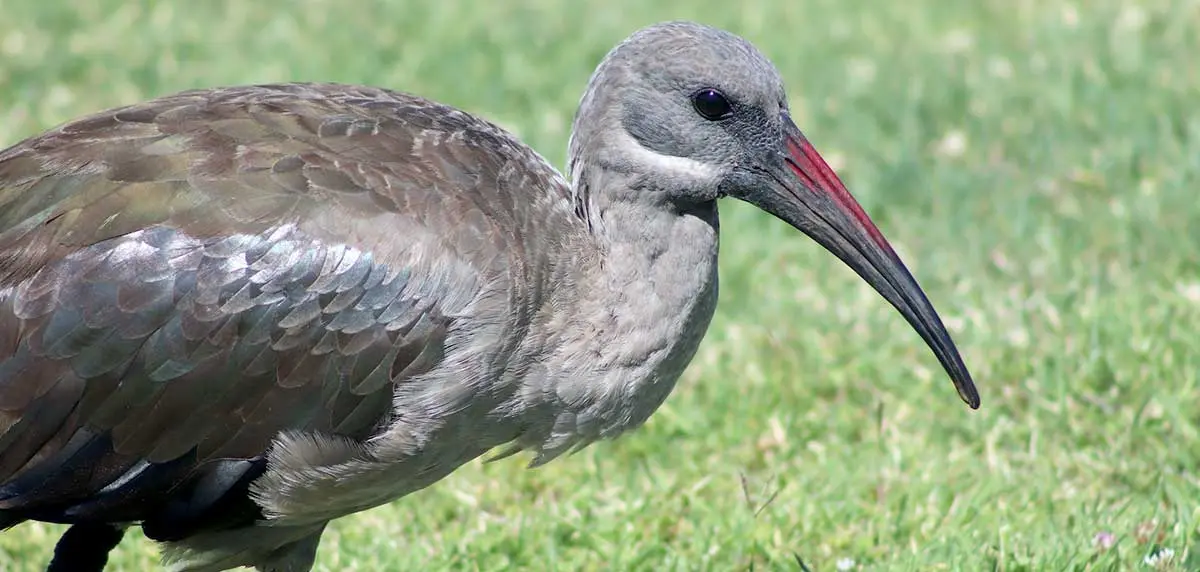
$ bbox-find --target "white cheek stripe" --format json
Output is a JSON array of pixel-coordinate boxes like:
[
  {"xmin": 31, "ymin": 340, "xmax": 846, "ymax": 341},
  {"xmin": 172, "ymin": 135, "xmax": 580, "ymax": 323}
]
[{"xmin": 614, "ymin": 131, "xmax": 723, "ymax": 182}]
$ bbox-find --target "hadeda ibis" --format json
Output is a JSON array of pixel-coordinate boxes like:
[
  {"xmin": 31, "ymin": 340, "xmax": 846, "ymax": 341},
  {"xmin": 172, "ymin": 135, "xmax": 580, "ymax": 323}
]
[{"xmin": 0, "ymin": 21, "xmax": 978, "ymax": 571}]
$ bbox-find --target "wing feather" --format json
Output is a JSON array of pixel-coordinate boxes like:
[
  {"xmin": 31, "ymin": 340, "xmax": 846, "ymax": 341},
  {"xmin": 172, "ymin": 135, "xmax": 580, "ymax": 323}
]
[{"xmin": 0, "ymin": 82, "xmax": 573, "ymax": 535}]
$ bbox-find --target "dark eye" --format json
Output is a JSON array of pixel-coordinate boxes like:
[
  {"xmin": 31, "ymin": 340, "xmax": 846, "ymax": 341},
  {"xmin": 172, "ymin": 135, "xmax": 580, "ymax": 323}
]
[{"xmin": 691, "ymin": 88, "xmax": 732, "ymax": 120}]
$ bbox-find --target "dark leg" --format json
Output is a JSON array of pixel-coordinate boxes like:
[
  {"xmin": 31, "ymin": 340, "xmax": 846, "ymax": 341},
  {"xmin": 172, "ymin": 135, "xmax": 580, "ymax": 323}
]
[{"xmin": 47, "ymin": 523, "xmax": 124, "ymax": 572}]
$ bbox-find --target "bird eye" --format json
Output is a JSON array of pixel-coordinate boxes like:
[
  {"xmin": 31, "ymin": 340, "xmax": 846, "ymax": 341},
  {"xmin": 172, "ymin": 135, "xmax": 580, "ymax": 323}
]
[{"xmin": 691, "ymin": 88, "xmax": 732, "ymax": 120}]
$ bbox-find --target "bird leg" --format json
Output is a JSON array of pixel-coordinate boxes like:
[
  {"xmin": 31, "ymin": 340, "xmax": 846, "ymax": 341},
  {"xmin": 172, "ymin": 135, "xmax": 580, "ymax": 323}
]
[{"xmin": 46, "ymin": 523, "xmax": 125, "ymax": 572}]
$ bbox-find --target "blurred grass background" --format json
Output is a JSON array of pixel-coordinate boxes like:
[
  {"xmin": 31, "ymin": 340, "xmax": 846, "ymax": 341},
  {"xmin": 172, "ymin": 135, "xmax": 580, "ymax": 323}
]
[{"xmin": 1, "ymin": 0, "xmax": 1199, "ymax": 569}]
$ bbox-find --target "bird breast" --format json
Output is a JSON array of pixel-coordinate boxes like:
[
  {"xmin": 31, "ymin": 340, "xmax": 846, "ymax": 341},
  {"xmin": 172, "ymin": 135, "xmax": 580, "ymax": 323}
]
[{"xmin": 514, "ymin": 199, "xmax": 721, "ymax": 465}]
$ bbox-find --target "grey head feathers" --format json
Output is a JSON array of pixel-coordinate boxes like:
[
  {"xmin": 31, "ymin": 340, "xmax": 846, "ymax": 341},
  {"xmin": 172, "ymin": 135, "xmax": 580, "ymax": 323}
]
[{"xmin": 568, "ymin": 21, "xmax": 790, "ymax": 222}]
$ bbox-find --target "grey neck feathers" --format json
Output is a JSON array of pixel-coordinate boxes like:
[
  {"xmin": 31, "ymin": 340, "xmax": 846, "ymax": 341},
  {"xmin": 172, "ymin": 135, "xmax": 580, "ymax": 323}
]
[{"xmin": 535, "ymin": 151, "xmax": 720, "ymax": 463}]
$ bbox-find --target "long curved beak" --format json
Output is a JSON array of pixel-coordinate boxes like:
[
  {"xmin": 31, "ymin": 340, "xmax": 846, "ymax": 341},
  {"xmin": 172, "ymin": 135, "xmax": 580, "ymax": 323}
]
[{"xmin": 745, "ymin": 113, "xmax": 979, "ymax": 409}]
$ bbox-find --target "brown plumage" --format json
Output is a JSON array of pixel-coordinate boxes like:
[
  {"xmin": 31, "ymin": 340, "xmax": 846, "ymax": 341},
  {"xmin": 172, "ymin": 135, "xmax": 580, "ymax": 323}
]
[
  {"xmin": 1, "ymin": 82, "xmax": 576, "ymax": 570},
  {"xmin": 0, "ymin": 21, "xmax": 978, "ymax": 571}
]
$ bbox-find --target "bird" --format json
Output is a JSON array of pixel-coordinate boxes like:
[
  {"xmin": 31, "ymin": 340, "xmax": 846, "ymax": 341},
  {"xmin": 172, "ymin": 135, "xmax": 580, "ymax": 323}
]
[{"xmin": 0, "ymin": 20, "xmax": 979, "ymax": 572}]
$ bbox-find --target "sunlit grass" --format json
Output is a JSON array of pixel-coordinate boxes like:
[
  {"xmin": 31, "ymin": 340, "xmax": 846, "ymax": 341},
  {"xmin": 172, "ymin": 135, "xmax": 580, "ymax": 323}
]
[{"xmin": 1, "ymin": 0, "xmax": 1199, "ymax": 569}]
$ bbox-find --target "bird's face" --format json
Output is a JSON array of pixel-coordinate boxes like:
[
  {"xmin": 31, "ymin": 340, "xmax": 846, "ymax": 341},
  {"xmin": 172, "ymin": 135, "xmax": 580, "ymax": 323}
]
[{"xmin": 581, "ymin": 21, "xmax": 979, "ymax": 409}]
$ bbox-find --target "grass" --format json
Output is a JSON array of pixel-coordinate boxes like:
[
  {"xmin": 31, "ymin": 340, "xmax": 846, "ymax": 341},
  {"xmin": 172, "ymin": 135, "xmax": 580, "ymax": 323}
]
[{"xmin": 1, "ymin": 0, "xmax": 1199, "ymax": 569}]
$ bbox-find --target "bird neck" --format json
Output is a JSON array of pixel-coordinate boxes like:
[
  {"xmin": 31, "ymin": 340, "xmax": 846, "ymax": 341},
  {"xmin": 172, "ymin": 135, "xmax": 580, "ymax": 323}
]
[
  {"xmin": 569, "ymin": 158, "xmax": 721, "ymax": 258},
  {"xmin": 530, "ymin": 166, "xmax": 720, "ymax": 462}
]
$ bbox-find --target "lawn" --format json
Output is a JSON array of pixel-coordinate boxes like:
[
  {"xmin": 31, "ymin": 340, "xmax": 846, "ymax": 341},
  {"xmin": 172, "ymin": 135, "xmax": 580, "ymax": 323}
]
[{"xmin": 1, "ymin": 0, "xmax": 1199, "ymax": 570}]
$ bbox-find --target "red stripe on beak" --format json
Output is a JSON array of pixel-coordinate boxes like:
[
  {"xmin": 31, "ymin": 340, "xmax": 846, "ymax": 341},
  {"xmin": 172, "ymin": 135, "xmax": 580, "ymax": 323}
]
[{"xmin": 784, "ymin": 135, "xmax": 894, "ymax": 254}]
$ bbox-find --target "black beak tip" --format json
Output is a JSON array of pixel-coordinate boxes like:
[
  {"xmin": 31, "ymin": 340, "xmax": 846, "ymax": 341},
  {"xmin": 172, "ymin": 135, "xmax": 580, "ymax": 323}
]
[{"xmin": 958, "ymin": 377, "xmax": 981, "ymax": 410}]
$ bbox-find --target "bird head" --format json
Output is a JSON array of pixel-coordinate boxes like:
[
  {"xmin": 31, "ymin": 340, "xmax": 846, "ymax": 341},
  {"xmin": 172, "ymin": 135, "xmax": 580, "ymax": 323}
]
[{"xmin": 569, "ymin": 21, "xmax": 980, "ymax": 409}]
